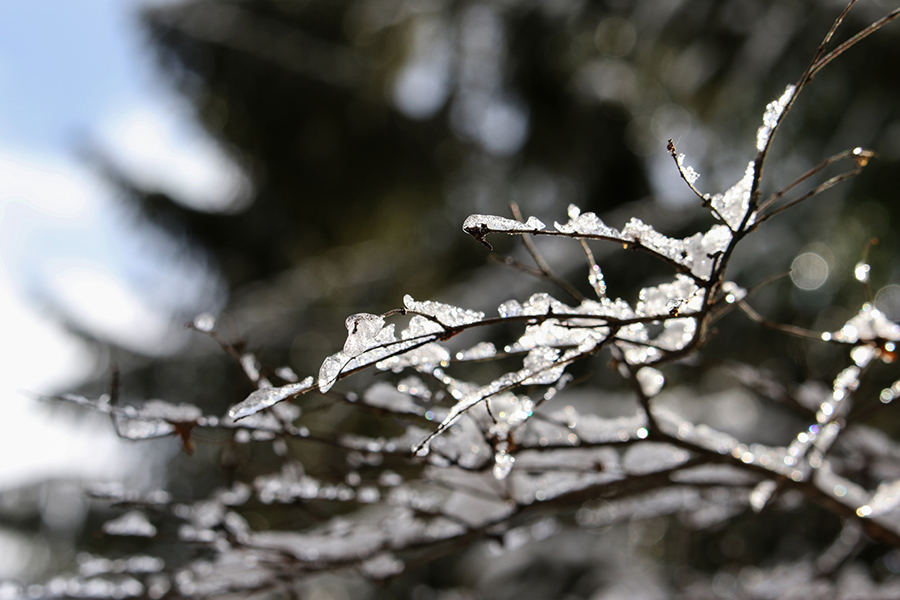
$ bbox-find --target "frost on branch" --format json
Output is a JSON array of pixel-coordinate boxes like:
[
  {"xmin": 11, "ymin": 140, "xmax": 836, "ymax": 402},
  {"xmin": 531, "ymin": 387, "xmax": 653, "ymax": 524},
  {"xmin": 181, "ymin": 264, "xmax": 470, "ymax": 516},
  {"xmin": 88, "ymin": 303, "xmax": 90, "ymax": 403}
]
[
  {"xmin": 462, "ymin": 214, "xmax": 546, "ymax": 235},
  {"xmin": 471, "ymin": 202, "xmax": 735, "ymax": 281},
  {"xmin": 113, "ymin": 400, "xmax": 203, "ymax": 441},
  {"xmin": 756, "ymin": 84, "xmax": 796, "ymax": 151},
  {"xmin": 228, "ymin": 376, "xmax": 315, "ymax": 421},
  {"xmin": 343, "ymin": 313, "xmax": 386, "ymax": 357},
  {"xmin": 554, "ymin": 204, "xmax": 620, "ymax": 238},
  {"xmin": 707, "ymin": 161, "xmax": 756, "ymax": 231},
  {"xmin": 824, "ymin": 303, "xmax": 900, "ymax": 345},
  {"xmin": 402, "ymin": 294, "xmax": 485, "ymax": 327},
  {"xmin": 102, "ymin": 511, "xmax": 157, "ymax": 538}
]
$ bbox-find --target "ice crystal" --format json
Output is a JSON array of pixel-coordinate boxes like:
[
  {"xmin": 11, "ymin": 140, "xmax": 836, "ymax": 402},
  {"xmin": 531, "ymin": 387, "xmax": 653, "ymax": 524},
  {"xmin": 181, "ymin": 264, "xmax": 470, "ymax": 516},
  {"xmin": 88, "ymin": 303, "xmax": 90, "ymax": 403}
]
[
  {"xmin": 240, "ymin": 353, "xmax": 262, "ymax": 384},
  {"xmin": 521, "ymin": 292, "xmax": 555, "ymax": 315},
  {"xmin": 588, "ymin": 264, "xmax": 606, "ymax": 297},
  {"xmin": 493, "ymin": 442, "xmax": 515, "ymax": 480},
  {"xmin": 415, "ymin": 345, "xmax": 580, "ymax": 456},
  {"xmin": 359, "ymin": 552, "xmax": 405, "ymax": 580},
  {"xmin": 318, "ymin": 352, "xmax": 348, "ymax": 393},
  {"xmin": 709, "ymin": 161, "xmax": 755, "ymax": 230},
  {"xmin": 622, "ymin": 218, "xmax": 688, "ymax": 264},
  {"xmin": 498, "ymin": 299, "xmax": 522, "ymax": 318},
  {"xmin": 103, "ymin": 511, "xmax": 157, "ymax": 537},
  {"xmin": 636, "ymin": 275, "xmax": 702, "ymax": 317},
  {"xmin": 228, "ymin": 377, "xmax": 314, "ymax": 421},
  {"xmin": 343, "ymin": 313, "xmax": 386, "ymax": 358},
  {"xmin": 192, "ymin": 312, "xmax": 216, "ymax": 332},
  {"xmin": 756, "ymin": 84, "xmax": 795, "ymax": 151},
  {"xmin": 403, "ymin": 294, "xmax": 484, "ymax": 327},
  {"xmin": 554, "ymin": 204, "xmax": 620, "ymax": 237},
  {"xmin": 401, "ymin": 315, "xmax": 444, "ymax": 339},
  {"xmin": 514, "ymin": 319, "xmax": 605, "ymax": 352},
  {"xmin": 749, "ymin": 480, "xmax": 778, "ymax": 513},
  {"xmin": 377, "ymin": 341, "xmax": 450, "ymax": 373},
  {"xmin": 462, "ymin": 214, "xmax": 546, "ymax": 234},
  {"xmin": 114, "ymin": 401, "xmax": 202, "ymax": 440},
  {"xmin": 488, "ymin": 393, "xmax": 534, "ymax": 439},
  {"xmin": 682, "ymin": 225, "xmax": 732, "ymax": 279},
  {"xmin": 455, "ymin": 341, "xmax": 497, "ymax": 361},
  {"xmin": 636, "ymin": 367, "xmax": 665, "ymax": 397},
  {"xmin": 521, "ymin": 347, "xmax": 564, "ymax": 385},
  {"xmin": 676, "ymin": 153, "xmax": 700, "ymax": 184},
  {"xmin": 653, "ymin": 318, "xmax": 697, "ymax": 352},
  {"xmin": 830, "ymin": 303, "xmax": 900, "ymax": 344}
]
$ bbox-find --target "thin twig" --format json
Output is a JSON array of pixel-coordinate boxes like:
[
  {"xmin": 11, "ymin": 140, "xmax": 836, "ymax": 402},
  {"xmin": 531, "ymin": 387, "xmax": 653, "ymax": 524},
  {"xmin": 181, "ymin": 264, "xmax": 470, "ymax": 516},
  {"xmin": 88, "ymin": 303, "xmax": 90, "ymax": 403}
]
[
  {"xmin": 755, "ymin": 161, "xmax": 869, "ymax": 225},
  {"xmin": 737, "ymin": 301, "xmax": 825, "ymax": 341},
  {"xmin": 667, "ymin": 139, "xmax": 729, "ymax": 224},
  {"xmin": 509, "ymin": 200, "xmax": 587, "ymax": 303},
  {"xmin": 808, "ymin": 7, "xmax": 900, "ymax": 82},
  {"xmin": 489, "ymin": 255, "xmax": 585, "ymax": 304},
  {"xmin": 746, "ymin": 0, "xmax": 862, "ymax": 218},
  {"xmin": 757, "ymin": 148, "xmax": 875, "ymax": 215}
]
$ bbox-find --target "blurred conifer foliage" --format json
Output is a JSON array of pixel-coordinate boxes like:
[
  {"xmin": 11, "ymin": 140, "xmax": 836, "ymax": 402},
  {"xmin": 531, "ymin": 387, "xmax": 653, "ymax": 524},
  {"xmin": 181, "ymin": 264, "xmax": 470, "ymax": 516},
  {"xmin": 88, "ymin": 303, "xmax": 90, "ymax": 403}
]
[{"xmin": 5, "ymin": 0, "xmax": 900, "ymax": 598}]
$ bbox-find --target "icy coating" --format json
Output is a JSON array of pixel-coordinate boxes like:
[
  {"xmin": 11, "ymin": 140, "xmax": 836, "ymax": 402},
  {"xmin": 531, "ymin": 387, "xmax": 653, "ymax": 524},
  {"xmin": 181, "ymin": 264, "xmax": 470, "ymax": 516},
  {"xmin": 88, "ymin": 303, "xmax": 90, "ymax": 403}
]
[
  {"xmin": 756, "ymin": 84, "xmax": 796, "ymax": 151},
  {"xmin": 403, "ymin": 294, "xmax": 485, "ymax": 327},
  {"xmin": 554, "ymin": 204, "xmax": 620, "ymax": 238},
  {"xmin": 343, "ymin": 313, "xmax": 386, "ymax": 357},
  {"xmin": 676, "ymin": 153, "xmax": 700, "ymax": 185},
  {"xmin": 709, "ymin": 161, "xmax": 756, "ymax": 231},
  {"xmin": 113, "ymin": 400, "xmax": 203, "ymax": 440},
  {"xmin": 192, "ymin": 312, "xmax": 216, "ymax": 332},
  {"xmin": 228, "ymin": 377, "xmax": 315, "ymax": 421},
  {"xmin": 462, "ymin": 213, "xmax": 546, "ymax": 234},
  {"xmin": 826, "ymin": 303, "xmax": 900, "ymax": 344},
  {"xmin": 102, "ymin": 511, "xmax": 158, "ymax": 537}
]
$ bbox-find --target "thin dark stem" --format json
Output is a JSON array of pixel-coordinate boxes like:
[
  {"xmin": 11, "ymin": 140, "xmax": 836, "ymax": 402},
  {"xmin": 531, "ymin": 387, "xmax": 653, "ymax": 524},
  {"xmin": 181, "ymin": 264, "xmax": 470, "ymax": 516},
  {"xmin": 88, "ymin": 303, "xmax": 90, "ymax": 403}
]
[
  {"xmin": 746, "ymin": 0, "xmax": 862, "ymax": 218},
  {"xmin": 808, "ymin": 7, "xmax": 900, "ymax": 81},
  {"xmin": 757, "ymin": 148, "xmax": 874, "ymax": 215},
  {"xmin": 510, "ymin": 200, "xmax": 588, "ymax": 303},
  {"xmin": 737, "ymin": 301, "xmax": 825, "ymax": 341},
  {"xmin": 667, "ymin": 139, "xmax": 729, "ymax": 224},
  {"xmin": 489, "ymin": 255, "xmax": 585, "ymax": 304},
  {"xmin": 755, "ymin": 165, "xmax": 867, "ymax": 225}
]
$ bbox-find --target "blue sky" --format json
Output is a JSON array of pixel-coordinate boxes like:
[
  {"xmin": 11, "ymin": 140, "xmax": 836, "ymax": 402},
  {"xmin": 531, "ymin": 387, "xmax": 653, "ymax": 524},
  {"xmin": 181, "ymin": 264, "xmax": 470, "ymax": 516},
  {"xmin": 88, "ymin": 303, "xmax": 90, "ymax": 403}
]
[
  {"xmin": 0, "ymin": 0, "xmax": 150, "ymax": 153},
  {"xmin": 0, "ymin": 6, "xmax": 247, "ymax": 575}
]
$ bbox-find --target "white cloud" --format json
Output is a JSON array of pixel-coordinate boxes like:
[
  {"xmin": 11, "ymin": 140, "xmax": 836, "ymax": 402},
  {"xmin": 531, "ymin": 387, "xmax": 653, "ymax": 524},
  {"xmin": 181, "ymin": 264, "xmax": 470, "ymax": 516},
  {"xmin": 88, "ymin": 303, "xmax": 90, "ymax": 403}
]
[
  {"xmin": 0, "ymin": 147, "xmax": 207, "ymax": 492},
  {"xmin": 97, "ymin": 101, "xmax": 253, "ymax": 213}
]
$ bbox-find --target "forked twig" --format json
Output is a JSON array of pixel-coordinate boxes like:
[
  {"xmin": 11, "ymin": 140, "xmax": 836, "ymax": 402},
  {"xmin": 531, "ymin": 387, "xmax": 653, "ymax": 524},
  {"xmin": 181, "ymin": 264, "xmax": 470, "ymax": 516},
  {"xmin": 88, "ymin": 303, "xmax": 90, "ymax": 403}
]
[
  {"xmin": 754, "ymin": 150, "xmax": 873, "ymax": 225},
  {"xmin": 808, "ymin": 7, "xmax": 900, "ymax": 81},
  {"xmin": 744, "ymin": 0, "xmax": 894, "ymax": 217},
  {"xmin": 757, "ymin": 148, "xmax": 875, "ymax": 215}
]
